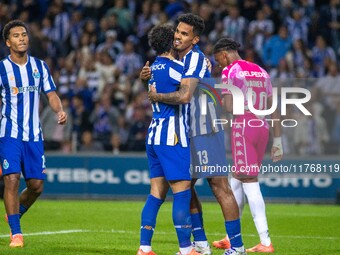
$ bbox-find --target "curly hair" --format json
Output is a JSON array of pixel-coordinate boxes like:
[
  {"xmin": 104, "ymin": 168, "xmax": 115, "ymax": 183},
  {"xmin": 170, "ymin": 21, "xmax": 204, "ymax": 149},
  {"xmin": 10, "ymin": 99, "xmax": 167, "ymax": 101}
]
[
  {"xmin": 213, "ymin": 37, "xmax": 241, "ymax": 53},
  {"xmin": 148, "ymin": 24, "xmax": 174, "ymax": 55},
  {"xmin": 177, "ymin": 13, "xmax": 205, "ymax": 36},
  {"xmin": 2, "ymin": 20, "xmax": 28, "ymax": 42}
]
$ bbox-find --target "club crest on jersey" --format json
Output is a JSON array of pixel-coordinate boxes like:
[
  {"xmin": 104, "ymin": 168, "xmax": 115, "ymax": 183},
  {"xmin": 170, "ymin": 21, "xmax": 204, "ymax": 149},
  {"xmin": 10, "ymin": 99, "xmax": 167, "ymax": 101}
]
[
  {"xmin": 32, "ymin": 69, "xmax": 40, "ymax": 79},
  {"xmin": 3, "ymin": 159, "xmax": 9, "ymax": 170}
]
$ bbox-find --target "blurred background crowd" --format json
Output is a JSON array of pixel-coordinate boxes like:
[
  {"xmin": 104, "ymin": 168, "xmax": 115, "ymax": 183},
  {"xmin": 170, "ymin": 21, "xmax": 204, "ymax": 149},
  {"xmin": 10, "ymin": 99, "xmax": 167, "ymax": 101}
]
[{"xmin": 0, "ymin": 0, "xmax": 339, "ymax": 155}]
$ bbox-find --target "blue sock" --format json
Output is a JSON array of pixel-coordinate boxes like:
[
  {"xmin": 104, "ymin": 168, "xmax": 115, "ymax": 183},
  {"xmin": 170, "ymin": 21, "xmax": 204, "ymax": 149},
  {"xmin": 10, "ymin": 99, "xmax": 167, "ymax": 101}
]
[
  {"xmin": 140, "ymin": 194, "xmax": 164, "ymax": 245},
  {"xmin": 173, "ymin": 189, "xmax": 192, "ymax": 248},
  {"xmin": 191, "ymin": 212, "xmax": 207, "ymax": 241},
  {"xmin": 8, "ymin": 214, "xmax": 22, "ymax": 235},
  {"xmin": 19, "ymin": 204, "xmax": 28, "ymax": 218},
  {"xmin": 225, "ymin": 219, "xmax": 243, "ymax": 248}
]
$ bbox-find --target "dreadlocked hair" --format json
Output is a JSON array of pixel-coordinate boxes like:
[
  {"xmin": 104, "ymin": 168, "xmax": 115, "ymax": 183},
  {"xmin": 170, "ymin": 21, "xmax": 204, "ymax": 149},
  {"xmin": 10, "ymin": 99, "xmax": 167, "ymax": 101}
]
[{"xmin": 213, "ymin": 37, "xmax": 241, "ymax": 54}]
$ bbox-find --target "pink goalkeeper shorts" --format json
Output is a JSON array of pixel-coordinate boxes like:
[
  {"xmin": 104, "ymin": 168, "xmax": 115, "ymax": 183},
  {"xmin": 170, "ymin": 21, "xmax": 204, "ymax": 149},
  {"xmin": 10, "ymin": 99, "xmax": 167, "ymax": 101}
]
[{"xmin": 230, "ymin": 114, "xmax": 269, "ymax": 177}]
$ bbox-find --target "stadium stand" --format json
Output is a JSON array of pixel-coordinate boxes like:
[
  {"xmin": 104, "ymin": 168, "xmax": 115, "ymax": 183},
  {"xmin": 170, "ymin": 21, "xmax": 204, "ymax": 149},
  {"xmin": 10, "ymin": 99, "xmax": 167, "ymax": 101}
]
[{"xmin": 0, "ymin": 0, "xmax": 339, "ymax": 155}]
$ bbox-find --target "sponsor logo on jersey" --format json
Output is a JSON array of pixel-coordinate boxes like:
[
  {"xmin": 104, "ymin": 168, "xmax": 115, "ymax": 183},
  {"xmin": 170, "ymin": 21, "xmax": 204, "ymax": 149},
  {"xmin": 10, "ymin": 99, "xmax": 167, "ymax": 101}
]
[
  {"xmin": 151, "ymin": 64, "xmax": 166, "ymax": 71},
  {"xmin": 11, "ymin": 87, "xmax": 19, "ymax": 95},
  {"xmin": 238, "ymin": 70, "xmax": 268, "ymax": 78},
  {"xmin": 11, "ymin": 86, "xmax": 39, "ymax": 95}
]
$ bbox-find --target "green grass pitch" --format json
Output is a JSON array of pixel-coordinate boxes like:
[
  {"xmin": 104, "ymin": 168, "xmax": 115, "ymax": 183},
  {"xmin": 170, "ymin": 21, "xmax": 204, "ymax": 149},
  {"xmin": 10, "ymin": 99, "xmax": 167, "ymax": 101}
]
[{"xmin": 0, "ymin": 200, "xmax": 339, "ymax": 255}]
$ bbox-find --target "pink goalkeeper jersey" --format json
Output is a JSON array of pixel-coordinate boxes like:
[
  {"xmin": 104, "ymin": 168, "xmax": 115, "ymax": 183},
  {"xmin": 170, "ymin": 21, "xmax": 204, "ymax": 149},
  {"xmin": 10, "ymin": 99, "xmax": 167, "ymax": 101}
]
[
  {"xmin": 222, "ymin": 60, "xmax": 272, "ymax": 176},
  {"xmin": 221, "ymin": 60, "xmax": 273, "ymax": 124}
]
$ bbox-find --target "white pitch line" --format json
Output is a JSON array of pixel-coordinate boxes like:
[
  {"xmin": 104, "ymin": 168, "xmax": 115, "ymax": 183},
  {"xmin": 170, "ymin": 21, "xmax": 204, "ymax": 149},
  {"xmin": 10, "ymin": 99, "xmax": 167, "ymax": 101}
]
[
  {"xmin": 0, "ymin": 229, "xmax": 339, "ymax": 241},
  {"xmin": 108, "ymin": 207, "xmax": 337, "ymax": 218},
  {"xmin": 0, "ymin": 229, "xmax": 90, "ymax": 238}
]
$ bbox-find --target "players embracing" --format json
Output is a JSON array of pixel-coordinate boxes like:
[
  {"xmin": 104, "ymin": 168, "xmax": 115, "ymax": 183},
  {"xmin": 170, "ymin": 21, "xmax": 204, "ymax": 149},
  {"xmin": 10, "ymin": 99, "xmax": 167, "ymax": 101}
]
[{"xmin": 141, "ymin": 13, "xmax": 246, "ymax": 255}]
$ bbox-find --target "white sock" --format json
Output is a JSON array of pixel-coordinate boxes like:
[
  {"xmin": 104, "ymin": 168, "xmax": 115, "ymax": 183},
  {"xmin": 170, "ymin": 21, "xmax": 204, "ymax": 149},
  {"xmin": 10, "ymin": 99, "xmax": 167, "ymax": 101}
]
[
  {"xmin": 195, "ymin": 240, "xmax": 209, "ymax": 248},
  {"xmin": 234, "ymin": 246, "xmax": 245, "ymax": 252},
  {"xmin": 140, "ymin": 245, "xmax": 152, "ymax": 252},
  {"xmin": 243, "ymin": 182, "xmax": 271, "ymax": 246},
  {"xmin": 230, "ymin": 176, "xmax": 246, "ymax": 217},
  {"xmin": 180, "ymin": 245, "xmax": 193, "ymax": 255}
]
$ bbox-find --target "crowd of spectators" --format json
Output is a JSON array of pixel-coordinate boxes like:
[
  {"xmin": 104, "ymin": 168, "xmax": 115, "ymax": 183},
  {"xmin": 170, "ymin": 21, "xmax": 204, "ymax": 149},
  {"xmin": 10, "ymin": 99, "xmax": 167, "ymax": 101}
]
[{"xmin": 0, "ymin": 0, "xmax": 339, "ymax": 155}]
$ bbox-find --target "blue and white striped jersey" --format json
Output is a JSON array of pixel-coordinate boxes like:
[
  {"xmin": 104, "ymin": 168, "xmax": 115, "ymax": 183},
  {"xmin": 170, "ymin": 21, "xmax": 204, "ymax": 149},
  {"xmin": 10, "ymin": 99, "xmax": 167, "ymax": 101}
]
[
  {"xmin": 147, "ymin": 56, "xmax": 190, "ymax": 147},
  {"xmin": 0, "ymin": 56, "xmax": 57, "ymax": 141},
  {"xmin": 181, "ymin": 45, "xmax": 221, "ymax": 137}
]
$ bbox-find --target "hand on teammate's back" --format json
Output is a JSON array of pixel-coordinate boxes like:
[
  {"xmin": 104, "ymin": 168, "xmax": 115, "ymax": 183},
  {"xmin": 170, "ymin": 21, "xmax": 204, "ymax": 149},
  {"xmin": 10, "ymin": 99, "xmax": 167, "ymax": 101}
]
[
  {"xmin": 140, "ymin": 61, "xmax": 151, "ymax": 81},
  {"xmin": 148, "ymin": 84, "xmax": 157, "ymax": 103}
]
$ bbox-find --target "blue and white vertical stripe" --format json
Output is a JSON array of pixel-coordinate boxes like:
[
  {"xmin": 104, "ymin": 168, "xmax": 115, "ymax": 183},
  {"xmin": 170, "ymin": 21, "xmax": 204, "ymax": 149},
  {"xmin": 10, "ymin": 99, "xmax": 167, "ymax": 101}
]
[
  {"xmin": 0, "ymin": 56, "xmax": 56, "ymax": 141},
  {"xmin": 147, "ymin": 104, "xmax": 189, "ymax": 147},
  {"xmin": 182, "ymin": 46, "xmax": 209, "ymax": 79},
  {"xmin": 146, "ymin": 57, "xmax": 189, "ymax": 147},
  {"xmin": 181, "ymin": 45, "xmax": 220, "ymax": 136},
  {"xmin": 190, "ymin": 89, "xmax": 220, "ymax": 137}
]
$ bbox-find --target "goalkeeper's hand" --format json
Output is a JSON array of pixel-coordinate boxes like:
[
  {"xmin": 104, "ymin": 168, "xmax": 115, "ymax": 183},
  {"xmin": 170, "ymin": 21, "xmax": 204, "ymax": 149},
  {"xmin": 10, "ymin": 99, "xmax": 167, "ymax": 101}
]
[{"xmin": 271, "ymin": 137, "xmax": 283, "ymax": 162}]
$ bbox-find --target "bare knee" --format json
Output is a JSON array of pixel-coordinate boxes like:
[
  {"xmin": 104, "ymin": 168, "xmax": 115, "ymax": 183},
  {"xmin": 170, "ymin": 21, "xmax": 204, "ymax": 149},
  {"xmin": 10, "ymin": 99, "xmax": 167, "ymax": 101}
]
[
  {"xmin": 208, "ymin": 178, "xmax": 232, "ymax": 202},
  {"xmin": 27, "ymin": 180, "xmax": 44, "ymax": 195},
  {"xmin": 150, "ymin": 177, "xmax": 169, "ymax": 200},
  {"xmin": 4, "ymin": 174, "xmax": 20, "ymax": 191}
]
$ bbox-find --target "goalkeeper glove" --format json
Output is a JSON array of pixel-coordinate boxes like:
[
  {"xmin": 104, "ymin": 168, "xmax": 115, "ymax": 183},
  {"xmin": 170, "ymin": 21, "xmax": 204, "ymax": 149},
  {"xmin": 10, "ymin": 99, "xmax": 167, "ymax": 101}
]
[{"xmin": 272, "ymin": 136, "xmax": 283, "ymax": 158}]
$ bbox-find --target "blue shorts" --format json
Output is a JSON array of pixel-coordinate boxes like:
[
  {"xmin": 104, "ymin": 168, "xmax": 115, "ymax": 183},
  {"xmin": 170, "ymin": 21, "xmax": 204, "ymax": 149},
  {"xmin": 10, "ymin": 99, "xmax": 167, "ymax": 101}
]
[
  {"xmin": 191, "ymin": 130, "xmax": 228, "ymax": 178},
  {"xmin": 0, "ymin": 137, "xmax": 46, "ymax": 180},
  {"xmin": 146, "ymin": 144, "xmax": 191, "ymax": 181}
]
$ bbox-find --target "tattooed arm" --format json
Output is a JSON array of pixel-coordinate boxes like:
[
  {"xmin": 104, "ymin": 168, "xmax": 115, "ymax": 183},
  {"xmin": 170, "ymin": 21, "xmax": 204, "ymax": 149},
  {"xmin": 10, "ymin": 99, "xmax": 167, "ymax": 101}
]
[{"xmin": 148, "ymin": 77, "xmax": 198, "ymax": 105}]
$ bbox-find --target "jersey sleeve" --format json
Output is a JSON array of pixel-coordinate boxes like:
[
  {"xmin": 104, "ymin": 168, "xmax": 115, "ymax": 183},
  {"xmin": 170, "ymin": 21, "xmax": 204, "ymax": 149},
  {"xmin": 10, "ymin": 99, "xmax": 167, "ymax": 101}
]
[
  {"xmin": 169, "ymin": 60, "xmax": 184, "ymax": 84},
  {"xmin": 42, "ymin": 61, "xmax": 57, "ymax": 94}
]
